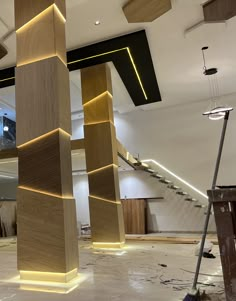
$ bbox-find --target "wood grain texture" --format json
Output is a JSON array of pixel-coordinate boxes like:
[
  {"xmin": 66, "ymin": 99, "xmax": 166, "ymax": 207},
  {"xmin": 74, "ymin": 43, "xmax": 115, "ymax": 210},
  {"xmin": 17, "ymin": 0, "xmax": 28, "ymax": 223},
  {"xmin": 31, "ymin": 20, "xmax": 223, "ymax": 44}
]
[
  {"xmin": 14, "ymin": 0, "xmax": 66, "ymax": 30},
  {"xmin": 84, "ymin": 93, "xmax": 114, "ymax": 125},
  {"xmin": 16, "ymin": 5, "xmax": 66, "ymax": 67},
  {"xmin": 16, "ymin": 56, "xmax": 71, "ymax": 146},
  {"xmin": 88, "ymin": 165, "xmax": 120, "ymax": 201},
  {"xmin": 18, "ymin": 130, "xmax": 73, "ymax": 197},
  {"xmin": 84, "ymin": 122, "xmax": 118, "ymax": 172},
  {"xmin": 81, "ymin": 64, "xmax": 112, "ymax": 104},
  {"xmin": 17, "ymin": 187, "xmax": 78, "ymax": 273},
  {"xmin": 121, "ymin": 199, "xmax": 146, "ymax": 234},
  {"xmin": 71, "ymin": 139, "xmax": 85, "ymax": 150},
  {"xmin": 89, "ymin": 196, "xmax": 125, "ymax": 243},
  {"xmin": 203, "ymin": 0, "xmax": 236, "ymax": 22},
  {"xmin": 123, "ymin": 0, "xmax": 172, "ymax": 23}
]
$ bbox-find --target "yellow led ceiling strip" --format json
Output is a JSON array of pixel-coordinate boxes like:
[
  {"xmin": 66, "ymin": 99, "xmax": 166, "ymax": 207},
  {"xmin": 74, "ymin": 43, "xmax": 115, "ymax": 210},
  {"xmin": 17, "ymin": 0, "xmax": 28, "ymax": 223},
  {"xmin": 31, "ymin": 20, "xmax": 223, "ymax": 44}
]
[{"xmin": 1, "ymin": 50, "xmax": 147, "ymax": 100}]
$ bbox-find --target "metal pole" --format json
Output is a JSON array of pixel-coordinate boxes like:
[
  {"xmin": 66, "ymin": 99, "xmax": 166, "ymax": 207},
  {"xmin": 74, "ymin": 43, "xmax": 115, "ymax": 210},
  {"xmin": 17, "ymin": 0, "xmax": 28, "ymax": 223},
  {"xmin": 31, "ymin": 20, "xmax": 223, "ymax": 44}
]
[{"xmin": 192, "ymin": 111, "xmax": 230, "ymax": 291}]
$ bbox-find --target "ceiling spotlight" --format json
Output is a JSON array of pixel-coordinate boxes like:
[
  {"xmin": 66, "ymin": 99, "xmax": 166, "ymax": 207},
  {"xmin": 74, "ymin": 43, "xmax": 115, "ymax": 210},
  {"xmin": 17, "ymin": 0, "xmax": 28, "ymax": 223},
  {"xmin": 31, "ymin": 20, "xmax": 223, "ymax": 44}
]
[
  {"xmin": 185, "ymin": 197, "xmax": 192, "ymax": 201},
  {"xmin": 94, "ymin": 20, "xmax": 101, "ymax": 25},
  {"xmin": 3, "ymin": 126, "xmax": 9, "ymax": 132}
]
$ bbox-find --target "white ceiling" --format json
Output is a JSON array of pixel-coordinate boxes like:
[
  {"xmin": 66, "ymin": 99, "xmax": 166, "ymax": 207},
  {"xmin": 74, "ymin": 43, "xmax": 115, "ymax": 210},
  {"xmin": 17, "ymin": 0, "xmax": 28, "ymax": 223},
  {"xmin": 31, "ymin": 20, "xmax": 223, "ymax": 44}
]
[{"xmin": 0, "ymin": 0, "xmax": 236, "ymax": 113}]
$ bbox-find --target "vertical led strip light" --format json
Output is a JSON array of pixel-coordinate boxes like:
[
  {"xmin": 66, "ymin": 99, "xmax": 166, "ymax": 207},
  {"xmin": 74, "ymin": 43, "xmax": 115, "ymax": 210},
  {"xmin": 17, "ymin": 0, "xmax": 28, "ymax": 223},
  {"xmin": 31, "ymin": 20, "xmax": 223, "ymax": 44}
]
[{"xmin": 15, "ymin": 0, "xmax": 78, "ymax": 284}]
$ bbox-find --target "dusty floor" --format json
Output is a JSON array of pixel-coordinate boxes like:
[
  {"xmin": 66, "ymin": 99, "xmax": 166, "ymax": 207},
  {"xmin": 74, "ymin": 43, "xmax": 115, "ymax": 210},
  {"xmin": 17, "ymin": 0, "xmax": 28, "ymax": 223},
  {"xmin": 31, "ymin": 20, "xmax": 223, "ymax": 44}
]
[{"xmin": 0, "ymin": 237, "xmax": 225, "ymax": 301}]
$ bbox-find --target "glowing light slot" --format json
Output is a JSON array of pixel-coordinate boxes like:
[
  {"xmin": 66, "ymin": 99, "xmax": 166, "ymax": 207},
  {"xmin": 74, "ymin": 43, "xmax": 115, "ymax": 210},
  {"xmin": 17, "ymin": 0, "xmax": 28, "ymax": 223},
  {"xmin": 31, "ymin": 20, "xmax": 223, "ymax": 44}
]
[
  {"xmin": 89, "ymin": 194, "xmax": 121, "ymax": 205},
  {"xmin": 85, "ymin": 120, "xmax": 114, "ymax": 126},
  {"xmin": 0, "ymin": 77, "xmax": 15, "ymax": 83},
  {"xmin": 17, "ymin": 54, "xmax": 67, "ymax": 68},
  {"xmin": 83, "ymin": 91, "xmax": 113, "ymax": 106},
  {"xmin": 18, "ymin": 186, "xmax": 73, "ymax": 200},
  {"xmin": 127, "ymin": 47, "xmax": 147, "ymax": 100},
  {"xmin": 87, "ymin": 164, "xmax": 118, "ymax": 175},
  {"xmin": 93, "ymin": 242, "xmax": 125, "ymax": 249},
  {"xmin": 68, "ymin": 47, "xmax": 148, "ymax": 100},
  {"xmin": 16, "ymin": 4, "xmax": 66, "ymax": 33},
  {"xmin": 20, "ymin": 268, "xmax": 77, "ymax": 283},
  {"xmin": 18, "ymin": 128, "xmax": 70, "ymax": 148},
  {"xmin": 142, "ymin": 159, "xmax": 208, "ymax": 199}
]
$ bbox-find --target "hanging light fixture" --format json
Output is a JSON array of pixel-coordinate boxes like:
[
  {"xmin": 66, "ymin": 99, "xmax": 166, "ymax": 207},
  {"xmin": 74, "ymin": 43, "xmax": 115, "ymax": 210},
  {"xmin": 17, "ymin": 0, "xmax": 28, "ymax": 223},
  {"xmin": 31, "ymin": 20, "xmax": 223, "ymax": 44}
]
[{"xmin": 201, "ymin": 47, "xmax": 233, "ymax": 120}]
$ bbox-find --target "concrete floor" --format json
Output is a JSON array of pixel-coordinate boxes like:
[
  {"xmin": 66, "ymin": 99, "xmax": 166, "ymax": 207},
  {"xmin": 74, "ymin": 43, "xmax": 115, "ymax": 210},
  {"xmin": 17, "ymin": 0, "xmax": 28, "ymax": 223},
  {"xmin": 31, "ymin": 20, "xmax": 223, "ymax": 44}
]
[{"xmin": 0, "ymin": 238, "xmax": 225, "ymax": 301}]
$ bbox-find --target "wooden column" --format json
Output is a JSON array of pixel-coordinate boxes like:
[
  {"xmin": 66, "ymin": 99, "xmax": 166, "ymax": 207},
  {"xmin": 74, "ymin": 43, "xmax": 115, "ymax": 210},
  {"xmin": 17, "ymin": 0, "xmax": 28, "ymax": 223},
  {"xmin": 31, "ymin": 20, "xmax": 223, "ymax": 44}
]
[
  {"xmin": 81, "ymin": 64, "xmax": 125, "ymax": 248},
  {"xmin": 14, "ymin": 0, "xmax": 78, "ymax": 282}
]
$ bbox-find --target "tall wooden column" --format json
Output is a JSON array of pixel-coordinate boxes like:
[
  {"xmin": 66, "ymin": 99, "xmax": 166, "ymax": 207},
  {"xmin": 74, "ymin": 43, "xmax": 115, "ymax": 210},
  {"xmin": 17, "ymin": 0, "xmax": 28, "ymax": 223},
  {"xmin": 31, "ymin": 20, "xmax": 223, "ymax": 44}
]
[
  {"xmin": 14, "ymin": 1, "xmax": 78, "ymax": 282},
  {"xmin": 81, "ymin": 64, "xmax": 125, "ymax": 248}
]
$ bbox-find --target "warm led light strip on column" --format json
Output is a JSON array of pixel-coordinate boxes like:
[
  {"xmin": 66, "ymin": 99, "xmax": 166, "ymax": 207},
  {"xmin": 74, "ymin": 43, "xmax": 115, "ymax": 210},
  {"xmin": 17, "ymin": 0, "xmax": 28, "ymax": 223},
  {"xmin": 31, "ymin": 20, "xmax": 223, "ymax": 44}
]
[
  {"xmin": 93, "ymin": 242, "xmax": 125, "ymax": 249},
  {"xmin": 18, "ymin": 186, "xmax": 73, "ymax": 200},
  {"xmin": 87, "ymin": 164, "xmax": 118, "ymax": 175},
  {"xmin": 20, "ymin": 268, "xmax": 77, "ymax": 283},
  {"xmin": 17, "ymin": 128, "xmax": 70, "ymax": 148},
  {"xmin": 89, "ymin": 195, "xmax": 121, "ymax": 205},
  {"xmin": 16, "ymin": 4, "xmax": 66, "ymax": 33},
  {"xmin": 83, "ymin": 91, "xmax": 113, "ymax": 106}
]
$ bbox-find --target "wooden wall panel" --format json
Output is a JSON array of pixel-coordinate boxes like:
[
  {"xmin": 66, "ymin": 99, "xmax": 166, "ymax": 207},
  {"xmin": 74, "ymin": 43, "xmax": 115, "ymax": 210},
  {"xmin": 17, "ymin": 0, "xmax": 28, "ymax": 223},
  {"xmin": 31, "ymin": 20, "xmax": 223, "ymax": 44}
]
[
  {"xmin": 16, "ymin": 5, "xmax": 66, "ymax": 66},
  {"xmin": 84, "ymin": 93, "xmax": 114, "ymax": 124},
  {"xmin": 89, "ymin": 196, "xmax": 125, "ymax": 243},
  {"xmin": 123, "ymin": 0, "xmax": 172, "ymax": 23},
  {"xmin": 88, "ymin": 165, "xmax": 120, "ymax": 201},
  {"xmin": 16, "ymin": 56, "xmax": 71, "ymax": 146},
  {"xmin": 14, "ymin": 0, "xmax": 66, "ymax": 30},
  {"xmin": 122, "ymin": 199, "xmax": 146, "ymax": 234},
  {"xmin": 18, "ymin": 130, "xmax": 73, "ymax": 197},
  {"xmin": 17, "ymin": 188, "xmax": 77, "ymax": 273},
  {"xmin": 81, "ymin": 64, "xmax": 112, "ymax": 104},
  {"xmin": 84, "ymin": 122, "xmax": 118, "ymax": 172}
]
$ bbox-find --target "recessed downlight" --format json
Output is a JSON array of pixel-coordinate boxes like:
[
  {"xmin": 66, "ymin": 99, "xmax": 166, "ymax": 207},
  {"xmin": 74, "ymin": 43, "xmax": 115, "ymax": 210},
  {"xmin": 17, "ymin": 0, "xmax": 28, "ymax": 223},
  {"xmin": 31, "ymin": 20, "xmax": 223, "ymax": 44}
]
[{"xmin": 94, "ymin": 20, "xmax": 101, "ymax": 26}]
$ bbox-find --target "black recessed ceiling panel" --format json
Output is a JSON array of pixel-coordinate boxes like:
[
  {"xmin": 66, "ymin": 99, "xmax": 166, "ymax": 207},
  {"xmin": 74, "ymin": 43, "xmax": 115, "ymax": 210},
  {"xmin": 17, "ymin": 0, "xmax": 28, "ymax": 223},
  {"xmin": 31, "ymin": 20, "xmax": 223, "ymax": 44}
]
[{"xmin": 0, "ymin": 30, "xmax": 162, "ymax": 106}]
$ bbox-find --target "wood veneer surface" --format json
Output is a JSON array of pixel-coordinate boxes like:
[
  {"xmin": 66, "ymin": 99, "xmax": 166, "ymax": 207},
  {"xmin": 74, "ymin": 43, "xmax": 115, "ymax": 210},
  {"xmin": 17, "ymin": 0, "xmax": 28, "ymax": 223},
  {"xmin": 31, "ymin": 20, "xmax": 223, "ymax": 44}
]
[
  {"xmin": 16, "ymin": 56, "xmax": 71, "ymax": 146},
  {"xmin": 14, "ymin": 0, "xmax": 66, "ymax": 30},
  {"xmin": 123, "ymin": 0, "xmax": 172, "ymax": 23}
]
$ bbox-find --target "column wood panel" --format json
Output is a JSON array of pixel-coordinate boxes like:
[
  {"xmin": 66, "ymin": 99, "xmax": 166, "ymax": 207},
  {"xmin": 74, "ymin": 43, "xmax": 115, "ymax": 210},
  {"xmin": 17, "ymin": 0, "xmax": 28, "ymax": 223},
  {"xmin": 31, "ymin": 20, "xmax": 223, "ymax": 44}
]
[
  {"xmin": 15, "ymin": 0, "xmax": 78, "ymax": 282},
  {"xmin": 81, "ymin": 64, "xmax": 125, "ymax": 247}
]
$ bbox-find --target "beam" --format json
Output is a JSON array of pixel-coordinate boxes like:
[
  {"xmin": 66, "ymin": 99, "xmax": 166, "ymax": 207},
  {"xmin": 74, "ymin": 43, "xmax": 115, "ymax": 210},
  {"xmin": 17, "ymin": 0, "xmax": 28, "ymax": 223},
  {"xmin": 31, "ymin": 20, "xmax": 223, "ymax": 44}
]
[{"xmin": 123, "ymin": 0, "xmax": 172, "ymax": 23}]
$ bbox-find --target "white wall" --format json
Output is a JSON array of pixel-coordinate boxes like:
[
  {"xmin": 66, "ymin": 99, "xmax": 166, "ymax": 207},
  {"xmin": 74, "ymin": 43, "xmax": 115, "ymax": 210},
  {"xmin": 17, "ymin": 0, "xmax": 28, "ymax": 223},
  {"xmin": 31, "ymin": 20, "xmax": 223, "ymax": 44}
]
[
  {"xmin": 72, "ymin": 97, "xmax": 236, "ymax": 205},
  {"xmin": 73, "ymin": 170, "xmax": 216, "ymax": 233}
]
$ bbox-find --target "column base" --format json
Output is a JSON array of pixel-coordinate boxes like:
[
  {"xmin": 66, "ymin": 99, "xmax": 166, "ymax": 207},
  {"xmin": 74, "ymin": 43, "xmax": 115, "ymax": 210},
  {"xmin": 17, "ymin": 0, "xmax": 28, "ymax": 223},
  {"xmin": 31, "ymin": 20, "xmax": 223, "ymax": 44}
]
[
  {"xmin": 19, "ymin": 268, "xmax": 78, "ymax": 283},
  {"xmin": 92, "ymin": 242, "xmax": 125, "ymax": 249}
]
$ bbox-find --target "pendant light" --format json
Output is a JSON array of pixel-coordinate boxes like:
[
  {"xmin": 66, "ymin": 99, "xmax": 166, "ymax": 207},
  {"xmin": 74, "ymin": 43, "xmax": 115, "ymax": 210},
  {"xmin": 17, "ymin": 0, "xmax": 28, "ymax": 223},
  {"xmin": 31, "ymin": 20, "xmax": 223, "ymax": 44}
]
[{"xmin": 201, "ymin": 47, "xmax": 233, "ymax": 120}]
